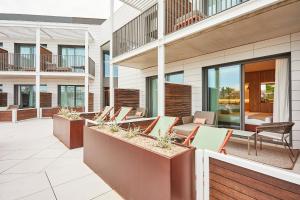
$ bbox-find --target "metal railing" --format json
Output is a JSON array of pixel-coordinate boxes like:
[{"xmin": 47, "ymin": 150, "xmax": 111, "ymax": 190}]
[
  {"xmin": 113, "ymin": 3, "xmax": 158, "ymax": 57},
  {"xmin": 166, "ymin": 0, "xmax": 249, "ymax": 34},
  {"xmin": 0, "ymin": 53, "xmax": 36, "ymax": 71},
  {"xmin": 41, "ymin": 55, "xmax": 85, "ymax": 73},
  {"xmin": 0, "ymin": 53, "xmax": 95, "ymax": 76}
]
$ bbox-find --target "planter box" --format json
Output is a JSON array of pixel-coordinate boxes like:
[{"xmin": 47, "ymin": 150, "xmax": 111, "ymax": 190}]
[
  {"xmin": 53, "ymin": 114, "xmax": 85, "ymax": 149},
  {"xmin": 84, "ymin": 126, "xmax": 196, "ymax": 200},
  {"xmin": 41, "ymin": 107, "xmax": 60, "ymax": 118}
]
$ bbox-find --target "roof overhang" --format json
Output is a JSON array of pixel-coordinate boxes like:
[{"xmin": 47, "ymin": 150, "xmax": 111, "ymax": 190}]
[
  {"xmin": 119, "ymin": 0, "xmax": 157, "ymax": 11},
  {"xmin": 0, "ymin": 21, "xmax": 94, "ymax": 42}
]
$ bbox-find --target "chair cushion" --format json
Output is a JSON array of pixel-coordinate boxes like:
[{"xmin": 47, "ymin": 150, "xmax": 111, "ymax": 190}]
[
  {"xmin": 149, "ymin": 116, "xmax": 177, "ymax": 138},
  {"xmin": 258, "ymin": 131, "xmax": 284, "ymax": 140},
  {"xmin": 173, "ymin": 123, "xmax": 199, "ymax": 137},
  {"xmin": 135, "ymin": 111, "xmax": 143, "ymax": 117},
  {"xmin": 194, "ymin": 118, "xmax": 206, "ymax": 124}
]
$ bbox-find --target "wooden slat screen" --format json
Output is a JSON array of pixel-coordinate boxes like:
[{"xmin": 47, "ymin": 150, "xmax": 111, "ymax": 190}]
[
  {"xmin": 40, "ymin": 92, "xmax": 52, "ymax": 108},
  {"xmin": 0, "ymin": 92, "xmax": 8, "ymax": 107},
  {"xmin": 114, "ymin": 89, "xmax": 139, "ymax": 113},
  {"xmin": 209, "ymin": 158, "xmax": 300, "ymax": 200},
  {"xmin": 165, "ymin": 83, "xmax": 191, "ymax": 119},
  {"xmin": 88, "ymin": 93, "xmax": 94, "ymax": 112}
]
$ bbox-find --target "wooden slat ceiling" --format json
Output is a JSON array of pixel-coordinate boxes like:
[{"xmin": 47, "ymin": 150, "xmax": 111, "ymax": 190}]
[{"xmin": 119, "ymin": 0, "xmax": 157, "ymax": 11}]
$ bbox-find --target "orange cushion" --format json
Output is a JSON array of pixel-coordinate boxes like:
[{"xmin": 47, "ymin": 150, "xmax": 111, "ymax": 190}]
[{"xmin": 194, "ymin": 118, "xmax": 206, "ymax": 124}]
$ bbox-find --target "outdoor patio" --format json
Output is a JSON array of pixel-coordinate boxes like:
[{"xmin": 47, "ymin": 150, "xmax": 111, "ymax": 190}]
[{"xmin": 0, "ymin": 119, "xmax": 123, "ymax": 200}]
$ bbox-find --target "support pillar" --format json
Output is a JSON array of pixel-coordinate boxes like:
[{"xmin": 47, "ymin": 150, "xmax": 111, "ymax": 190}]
[
  {"xmin": 84, "ymin": 31, "xmax": 89, "ymax": 112},
  {"xmin": 35, "ymin": 28, "xmax": 41, "ymax": 118},
  {"xmin": 109, "ymin": 0, "xmax": 115, "ymax": 115}
]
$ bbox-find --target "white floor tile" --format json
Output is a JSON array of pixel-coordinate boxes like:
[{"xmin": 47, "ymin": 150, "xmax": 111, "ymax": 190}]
[
  {"xmin": 32, "ymin": 149, "xmax": 67, "ymax": 159},
  {"xmin": 19, "ymin": 188, "xmax": 56, "ymax": 200},
  {"xmin": 0, "ymin": 173, "xmax": 51, "ymax": 200},
  {"xmin": 53, "ymin": 174, "xmax": 111, "ymax": 200},
  {"xmin": 46, "ymin": 158, "xmax": 92, "ymax": 186},
  {"xmin": 93, "ymin": 191, "xmax": 124, "ymax": 200},
  {"xmin": 3, "ymin": 158, "xmax": 55, "ymax": 174},
  {"xmin": 0, "ymin": 160, "xmax": 22, "ymax": 173},
  {"xmin": 60, "ymin": 148, "xmax": 83, "ymax": 158},
  {"xmin": 0, "ymin": 174, "xmax": 29, "ymax": 184},
  {"xmin": 1, "ymin": 150, "xmax": 41, "ymax": 160}
]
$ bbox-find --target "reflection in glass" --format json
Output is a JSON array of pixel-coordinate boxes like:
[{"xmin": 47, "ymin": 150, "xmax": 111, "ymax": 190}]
[
  {"xmin": 58, "ymin": 85, "xmax": 84, "ymax": 108},
  {"xmin": 208, "ymin": 65, "xmax": 241, "ymax": 129}
]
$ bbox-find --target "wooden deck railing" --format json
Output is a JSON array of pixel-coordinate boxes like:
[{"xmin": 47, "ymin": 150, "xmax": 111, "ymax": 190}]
[
  {"xmin": 196, "ymin": 150, "xmax": 300, "ymax": 200},
  {"xmin": 0, "ymin": 53, "xmax": 36, "ymax": 71}
]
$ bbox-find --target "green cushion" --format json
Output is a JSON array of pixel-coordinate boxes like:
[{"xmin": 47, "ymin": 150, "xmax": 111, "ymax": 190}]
[
  {"xmin": 149, "ymin": 116, "xmax": 177, "ymax": 138},
  {"xmin": 191, "ymin": 126, "xmax": 228, "ymax": 152},
  {"xmin": 99, "ymin": 106, "xmax": 112, "ymax": 119},
  {"xmin": 114, "ymin": 107, "xmax": 132, "ymax": 123}
]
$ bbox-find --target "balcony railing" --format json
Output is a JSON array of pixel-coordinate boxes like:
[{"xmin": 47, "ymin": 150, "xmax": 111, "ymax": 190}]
[
  {"xmin": 0, "ymin": 53, "xmax": 36, "ymax": 71},
  {"xmin": 166, "ymin": 0, "xmax": 249, "ymax": 34},
  {"xmin": 113, "ymin": 3, "xmax": 158, "ymax": 57},
  {"xmin": 113, "ymin": 0, "xmax": 249, "ymax": 57},
  {"xmin": 0, "ymin": 53, "xmax": 95, "ymax": 76}
]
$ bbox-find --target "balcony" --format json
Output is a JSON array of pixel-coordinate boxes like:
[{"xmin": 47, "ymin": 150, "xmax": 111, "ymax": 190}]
[
  {"xmin": 113, "ymin": 3, "xmax": 158, "ymax": 57},
  {"xmin": 0, "ymin": 53, "xmax": 95, "ymax": 76},
  {"xmin": 165, "ymin": 0, "xmax": 249, "ymax": 34},
  {"xmin": 113, "ymin": 0, "xmax": 249, "ymax": 58}
]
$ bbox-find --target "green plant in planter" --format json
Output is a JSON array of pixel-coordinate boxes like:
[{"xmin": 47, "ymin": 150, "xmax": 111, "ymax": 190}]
[
  {"xmin": 124, "ymin": 127, "xmax": 140, "ymax": 139},
  {"xmin": 109, "ymin": 121, "xmax": 120, "ymax": 133},
  {"xmin": 154, "ymin": 130, "xmax": 176, "ymax": 149},
  {"xmin": 58, "ymin": 108, "xmax": 70, "ymax": 117},
  {"xmin": 66, "ymin": 110, "xmax": 81, "ymax": 120},
  {"xmin": 95, "ymin": 117, "xmax": 105, "ymax": 129}
]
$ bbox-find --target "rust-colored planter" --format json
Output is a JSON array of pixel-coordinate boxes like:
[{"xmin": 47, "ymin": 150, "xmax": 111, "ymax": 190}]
[
  {"xmin": 53, "ymin": 114, "xmax": 84, "ymax": 149},
  {"xmin": 84, "ymin": 126, "xmax": 196, "ymax": 200}
]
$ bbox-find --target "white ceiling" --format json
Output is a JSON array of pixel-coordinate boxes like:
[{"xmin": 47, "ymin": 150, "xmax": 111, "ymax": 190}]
[
  {"xmin": 0, "ymin": 26, "xmax": 91, "ymax": 41},
  {"xmin": 119, "ymin": 0, "xmax": 157, "ymax": 11}
]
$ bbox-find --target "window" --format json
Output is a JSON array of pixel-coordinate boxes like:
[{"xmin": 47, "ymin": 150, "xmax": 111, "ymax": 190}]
[
  {"xmin": 103, "ymin": 51, "xmax": 118, "ymax": 77},
  {"xmin": 0, "ymin": 43, "xmax": 3, "ymax": 48},
  {"xmin": 59, "ymin": 45, "xmax": 85, "ymax": 72},
  {"xmin": 58, "ymin": 85, "xmax": 84, "ymax": 108},
  {"xmin": 261, "ymin": 82, "xmax": 275, "ymax": 103},
  {"xmin": 165, "ymin": 71, "xmax": 184, "ymax": 83},
  {"xmin": 0, "ymin": 84, "xmax": 3, "ymax": 92}
]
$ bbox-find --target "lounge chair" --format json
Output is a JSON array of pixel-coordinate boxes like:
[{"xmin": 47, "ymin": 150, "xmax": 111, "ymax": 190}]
[
  {"xmin": 94, "ymin": 106, "xmax": 113, "ymax": 121},
  {"xmin": 183, "ymin": 126, "xmax": 232, "ymax": 153},
  {"xmin": 142, "ymin": 116, "xmax": 179, "ymax": 138},
  {"xmin": 126, "ymin": 107, "xmax": 147, "ymax": 120},
  {"xmin": 110, "ymin": 107, "xmax": 133, "ymax": 123}
]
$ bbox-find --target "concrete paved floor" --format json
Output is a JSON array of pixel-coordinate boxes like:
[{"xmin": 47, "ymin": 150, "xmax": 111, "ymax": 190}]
[{"xmin": 0, "ymin": 119, "xmax": 123, "ymax": 200}]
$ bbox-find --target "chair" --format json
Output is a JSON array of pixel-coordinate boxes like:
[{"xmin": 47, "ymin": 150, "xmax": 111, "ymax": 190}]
[
  {"xmin": 256, "ymin": 122, "xmax": 298, "ymax": 168},
  {"xmin": 183, "ymin": 126, "xmax": 233, "ymax": 153},
  {"xmin": 142, "ymin": 116, "xmax": 179, "ymax": 138},
  {"xmin": 173, "ymin": 111, "xmax": 216, "ymax": 139},
  {"xmin": 126, "ymin": 107, "xmax": 147, "ymax": 120},
  {"xmin": 110, "ymin": 107, "xmax": 133, "ymax": 123},
  {"xmin": 95, "ymin": 106, "xmax": 113, "ymax": 121}
]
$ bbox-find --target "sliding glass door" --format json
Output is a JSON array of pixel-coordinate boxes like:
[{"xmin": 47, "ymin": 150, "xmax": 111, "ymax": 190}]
[
  {"xmin": 58, "ymin": 85, "xmax": 84, "ymax": 108},
  {"xmin": 207, "ymin": 65, "xmax": 241, "ymax": 129},
  {"xmin": 148, "ymin": 76, "xmax": 158, "ymax": 117}
]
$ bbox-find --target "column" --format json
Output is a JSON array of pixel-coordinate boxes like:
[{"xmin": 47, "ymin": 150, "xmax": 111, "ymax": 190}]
[
  {"xmin": 84, "ymin": 31, "xmax": 89, "ymax": 112},
  {"xmin": 157, "ymin": 0, "xmax": 166, "ymax": 116},
  {"xmin": 35, "ymin": 28, "xmax": 41, "ymax": 118},
  {"xmin": 109, "ymin": 0, "xmax": 115, "ymax": 114}
]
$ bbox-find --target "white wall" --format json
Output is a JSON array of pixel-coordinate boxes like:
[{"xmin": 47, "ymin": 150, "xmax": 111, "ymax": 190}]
[{"xmin": 118, "ymin": 32, "xmax": 300, "ymax": 149}]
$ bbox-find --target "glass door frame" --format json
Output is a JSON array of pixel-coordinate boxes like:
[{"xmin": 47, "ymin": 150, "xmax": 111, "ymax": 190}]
[
  {"xmin": 203, "ymin": 64, "xmax": 243, "ymax": 130},
  {"xmin": 202, "ymin": 54, "xmax": 292, "ymax": 132}
]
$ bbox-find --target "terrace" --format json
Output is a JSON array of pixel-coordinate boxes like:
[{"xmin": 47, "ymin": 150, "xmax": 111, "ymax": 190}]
[{"xmin": 0, "ymin": 114, "xmax": 299, "ymax": 200}]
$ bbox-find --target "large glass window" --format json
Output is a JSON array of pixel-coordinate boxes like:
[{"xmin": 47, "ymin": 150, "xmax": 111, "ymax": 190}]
[
  {"xmin": 58, "ymin": 85, "xmax": 84, "ymax": 108},
  {"xmin": 206, "ymin": 0, "xmax": 246, "ymax": 16},
  {"xmin": 207, "ymin": 65, "xmax": 241, "ymax": 129},
  {"xmin": 103, "ymin": 51, "xmax": 118, "ymax": 77},
  {"xmin": 14, "ymin": 84, "xmax": 47, "ymax": 108},
  {"xmin": 166, "ymin": 71, "xmax": 184, "ymax": 83},
  {"xmin": 59, "ymin": 45, "xmax": 85, "ymax": 72}
]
